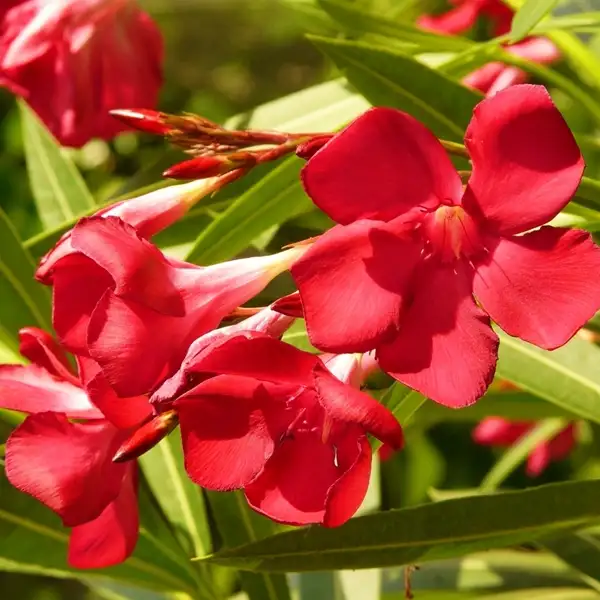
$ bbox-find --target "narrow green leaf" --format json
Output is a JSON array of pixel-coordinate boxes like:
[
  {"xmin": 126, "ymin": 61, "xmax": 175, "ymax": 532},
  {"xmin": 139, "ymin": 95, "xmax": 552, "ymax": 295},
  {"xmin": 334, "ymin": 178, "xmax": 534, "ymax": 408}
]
[
  {"xmin": 530, "ymin": 12, "xmax": 600, "ymax": 35},
  {"xmin": 308, "ymin": 35, "xmax": 480, "ymax": 140},
  {"xmin": 382, "ymin": 384, "xmax": 427, "ymax": 427},
  {"xmin": 203, "ymin": 479, "xmax": 600, "ymax": 572},
  {"xmin": 510, "ymin": 0, "xmax": 559, "ymax": 41},
  {"xmin": 0, "ymin": 207, "xmax": 51, "ymax": 340},
  {"xmin": 206, "ymin": 491, "xmax": 291, "ymax": 600},
  {"xmin": 542, "ymin": 531, "xmax": 600, "ymax": 592},
  {"xmin": 140, "ymin": 434, "xmax": 211, "ymax": 557},
  {"xmin": 496, "ymin": 333, "xmax": 600, "ymax": 425},
  {"xmin": 0, "ymin": 474, "xmax": 198, "ymax": 594},
  {"xmin": 19, "ymin": 100, "xmax": 96, "ymax": 229},
  {"xmin": 480, "ymin": 419, "xmax": 568, "ymax": 492},
  {"xmin": 317, "ymin": 0, "xmax": 474, "ymax": 51}
]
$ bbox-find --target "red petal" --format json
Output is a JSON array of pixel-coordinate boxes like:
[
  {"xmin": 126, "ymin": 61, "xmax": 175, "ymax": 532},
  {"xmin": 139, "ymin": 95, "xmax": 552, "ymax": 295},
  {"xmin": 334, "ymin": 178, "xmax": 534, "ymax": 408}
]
[
  {"xmin": 6, "ymin": 414, "xmax": 127, "ymax": 526},
  {"xmin": 464, "ymin": 85, "xmax": 584, "ymax": 235},
  {"xmin": 176, "ymin": 375, "xmax": 286, "ymax": 490},
  {"xmin": 550, "ymin": 424, "xmax": 576, "ymax": 461},
  {"xmin": 417, "ymin": 1, "xmax": 483, "ymax": 34},
  {"xmin": 292, "ymin": 219, "xmax": 421, "ymax": 353},
  {"xmin": 71, "ymin": 217, "xmax": 185, "ymax": 316},
  {"xmin": 68, "ymin": 464, "xmax": 139, "ymax": 568},
  {"xmin": 0, "ymin": 364, "xmax": 100, "ymax": 419},
  {"xmin": 18, "ymin": 327, "xmax": 76, "ymax": 381},
  {"xmin": 507, "ymin": 37, "xmax": 560, "ymax": 64},
  {"xmin": 472, "ymin": 418, "xmax": 530, "ymax": 446},
  {"xmin": 377, "ymin": 264, "xmax": 499, "ymax": 407},
  {"xmin": 526, "ymin": 443, "xmax": 551, "ymax": 477},
  {"xmin": 169, "ymin": 334, "xmax": 319, "ymax": 388},
  {"xmin": 473, "ymin": 227, "xmax": 600, "ymax": 349},
  {"xmin": 77, "ymin": 356, "xmax": 151, "ymax": 430},
  {"xmin": 324, "ymin": 433, "xmax": 372, "ymax": 527},
  {"xmin": 51, "ymin": 255, "xmax": 113, "ymax": 354},
  {"xmin": 271, "ymin": 292, "xmax": 304, "ymax": 319},
  {"xmin": 462, "ymin": 62, "xmax": 506, "ymax": 95},
  {"xmin": 302, "ymin": 107, "xmax": 462, "ymax": 225},
  {"xmin": 244, "ymin": 432, "xmax": 340, "ymax": 526},
  {"xmin": 314, "ymin": 364, "xmax": 403, "ymax": 450}
]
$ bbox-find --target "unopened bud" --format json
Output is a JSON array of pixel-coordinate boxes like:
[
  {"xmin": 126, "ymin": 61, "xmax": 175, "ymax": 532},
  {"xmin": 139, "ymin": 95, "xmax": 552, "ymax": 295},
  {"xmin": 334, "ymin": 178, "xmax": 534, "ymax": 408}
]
[
  {"xmin": 296, "ymin": 135, "xmax": 334, "ymax": 160},
  {"xmin": 113, "ymin": 410, "xmax": 179, "ymax": 463},
  {"xmin": 110, "ymin": 109, "xmax": 173, "ymax": 136},
  {"xmin": 272, "ymin": 292, "xmax": 304, "ymax": 318},
  {"xmin": 164, "ymin": 154, "xmax": 255, "ymax": 180}
]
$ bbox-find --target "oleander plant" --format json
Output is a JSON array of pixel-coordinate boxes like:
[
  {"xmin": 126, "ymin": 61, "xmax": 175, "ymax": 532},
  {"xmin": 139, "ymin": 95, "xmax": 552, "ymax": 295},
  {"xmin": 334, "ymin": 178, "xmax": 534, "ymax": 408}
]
[{"xmin": 3, "ymin": 1, "xmax": 600, "ymax": 599}]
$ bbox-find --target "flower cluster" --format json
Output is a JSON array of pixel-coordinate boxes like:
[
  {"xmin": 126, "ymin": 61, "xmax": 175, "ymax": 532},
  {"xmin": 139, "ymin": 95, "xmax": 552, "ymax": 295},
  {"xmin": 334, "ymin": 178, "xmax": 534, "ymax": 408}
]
[{"xmin": 0, "ymin": 3, "xmax": 597, "ymax": 569}]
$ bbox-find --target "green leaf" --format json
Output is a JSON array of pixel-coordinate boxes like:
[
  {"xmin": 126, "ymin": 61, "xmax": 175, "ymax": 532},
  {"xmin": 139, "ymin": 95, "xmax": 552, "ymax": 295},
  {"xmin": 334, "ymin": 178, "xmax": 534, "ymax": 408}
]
[
  {"xmin": 19, "ymin": 100, "xmax": 96, "ymax": 229},
  {"xmin": 186, "ymin": 80, "xmax": 369, "ymax": 264},
  {"xmin": 495, "ymin": 333, "xmax": 600, "ymax": 425},
  {"xmin": 206, "ymin": 491, "xmax": 291, "ymax": 600},
  {"xmin": 0, "ymin": 474, "xmax": 199, "ymax": 594},
  {"xmin": 139, "ymin": 434, "xmax": 211, "ymax": 557},
  {"xmin": 308, "ymin": 36, "xmax": 481, "ymax": 140},
  {"xmin": 479, "ymin": 419, "xmax": 568, "ymax": 492},
  {"xmin": 0, "ymin": 207, "xmax": 51, "ymax": 345},
  {"xmin": 542, "ymin": 531, "xmax": 600, "ymax": 592},
  {"xmin": 317, "ymin": 0, "xmax": 474, "ymax": 51},
  {"xmin": 203, "ymin": 479, "xmax": 600, "ymax": 572},
  {"xmin": 510, "ymin": 0, "xmax": 559, "ymax": 42}
]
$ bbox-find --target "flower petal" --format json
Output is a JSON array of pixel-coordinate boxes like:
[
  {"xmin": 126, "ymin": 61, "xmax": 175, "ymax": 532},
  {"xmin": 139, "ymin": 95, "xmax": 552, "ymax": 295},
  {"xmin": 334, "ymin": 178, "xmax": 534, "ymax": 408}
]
[
  {"xmin": 417, "ymin": 1, "xmax": 482, "ymax": 34},
  {"xmin": 0, "ymin": 364, "xmax": 100, "ymax": 418},
  {"xmin": 324, "ymin": 433, "xmax": 372, "ymax": 527},
  {"xmin": 464, "ymin": 85, "xmax": 584, "ymax": 235},
  {"xmin": 526, "ymin": 444, "xmax": 552, "ymax": 477},
  {"xmin": 6, "ymin": 413, "xmax": 127, "ymax": 526},
  {"xmin": 176, "ymin": 375, "xmax": 287, "ymax": 490},
  {"xmin": 292, "ymin": 219, "xmax": 421, "ymax": 353},
  {"xmin": 473, "ymin": 227, "xmax": 600, "ymax": 349},
  {"xmin": 68, "ymin": 464, "xmax": 139, "ymax": 569},
  {"xmin": 377, "ymin": 264, "xmax": 499, "ymax": 407},
  {"xmin": 314, "ymin": 364, "xmax": 404, "ymax": 450},
  {"xmin": 76, "ymin": 356, "xmax": 151, "ymax": 430},
  {"xmin": 18, "ymin": 327, "xmax": 76, "ymax": 381},
  {"xmin": 51, "ymin": 254, "xmax": 113, "ymax": 354},
  {"xmin": 244, "ymin": 432, "xmax": 339, "ymax": 526},
  {"xmin": 302, "ymin": 107, "xmax": 462, "ymax": 224},
  {"xmin": 472, "ymin": 418, "xmax": 530, "ymax": 446}
]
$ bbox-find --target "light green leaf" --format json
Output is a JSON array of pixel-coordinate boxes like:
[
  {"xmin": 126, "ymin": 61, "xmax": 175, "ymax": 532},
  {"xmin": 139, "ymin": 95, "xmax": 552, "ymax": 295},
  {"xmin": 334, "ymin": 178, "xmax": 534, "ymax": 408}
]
[
  {"xmin": 308, "ymin": 35, "xmax": 481, "ymax": 140},
  {"xmin": 0, "ymin": 474, "xmax": 199, "ymax": 594},
  {"xmin": 140, "ymin": 435, "xmax": 211, "ymax": 557},
  {"xmin": 0, "ymin": 207, "xmax": 51, "ymax": 345},
  {"xmin": 203, "ymin": 479, "xmax": 600, "ymax": 572},
  {"xmin": 496, "ymin": 333, "xmax": 600, "ymax": 425},
  {"xmin": 317, "ymin": 0, "xmax": 474, "ymax": 51},
  {"xmin": 19, "ymin": 100, "xmax": 96, "ymax": 229},
  {"xmin": 510, "ymin": 0, "xmax": 560, "ymax": 41},
  {"xmin": 206, "ymin": 491, "xmax": 291, "ymax": 600},
  {"xmin": 479, "ymin": 419, "xmax": 568, "ymax": 492}
]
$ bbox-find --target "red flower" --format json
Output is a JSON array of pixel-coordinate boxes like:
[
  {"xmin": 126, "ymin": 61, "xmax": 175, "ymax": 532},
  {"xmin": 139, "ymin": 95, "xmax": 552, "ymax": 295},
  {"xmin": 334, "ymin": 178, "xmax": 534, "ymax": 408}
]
[
  {"xmin": 418, "ymin": 0, "xmax": 559, "ymax": 96},
  {"xmin": 291, "ymin": 85, "xmax": 600, "ymax": 407},
  {"xmin": 0, "ymin": 0, "xmax": 163, "ymax": 147},
  {"xmin": 0, "ymin": 327, "xmax": 152, "ymax": 568},
  {"xmin": 37, "ymin": 215, "xmax": 304, "ymax": 397},
  {"xmin": 473, "ymin": 417, "xmax": 576, "ymax": 476},
  {"xmin": 418, "ymin": 0, "xmax": 513, "ymax": 37},
  {"xmin": 36, "ymin": 178, "xmax": 225, "ymax": 284},
  {"xmin": 151, "ymin": 335, "xmax": 403, "ymax": 527}
]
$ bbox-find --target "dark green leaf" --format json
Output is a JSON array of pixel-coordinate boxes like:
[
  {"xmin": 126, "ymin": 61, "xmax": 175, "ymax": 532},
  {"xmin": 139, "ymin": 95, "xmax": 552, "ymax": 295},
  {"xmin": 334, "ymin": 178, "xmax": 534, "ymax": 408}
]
[
  {"xmin": 308, "ymin": 35, "xmax": 480, "ymax": 140},
  {"xmin": 203, "ymin": 479, "xmax": 600, "ymax": 572},
  {"xmin": 19, "ymin": 101, "xmax": 96, "ymax": 229}
]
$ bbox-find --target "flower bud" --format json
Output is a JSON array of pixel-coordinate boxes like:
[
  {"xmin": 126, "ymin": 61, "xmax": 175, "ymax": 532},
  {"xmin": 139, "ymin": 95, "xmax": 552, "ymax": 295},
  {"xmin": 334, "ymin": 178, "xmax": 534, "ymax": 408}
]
[
  {"xmin": 164, "ymin": 155, "xmax": 254, "ymax": 180},
  {"xmin": 110, "ymin": 109, "xmax": 173, "ymax": 135},
  {"xmin": 296, "ymin": 135, "xmax": 334, "ymax": 160},
  {"xmin": 113, "ymin": 410, "xmax": 179, "ymax": 463}
]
